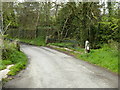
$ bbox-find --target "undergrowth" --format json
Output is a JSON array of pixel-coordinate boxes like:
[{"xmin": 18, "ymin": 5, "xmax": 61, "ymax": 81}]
[
  {"xmin": 0, "ymin": 40, "xmax": 27, "ymax": 76},
  {"xmin": 77, "ymin": 46, "xmax": 118, "ymax": 73}
]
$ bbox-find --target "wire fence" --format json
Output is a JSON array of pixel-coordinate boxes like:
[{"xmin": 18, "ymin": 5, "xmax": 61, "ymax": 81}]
[{"xmin": 46, "ymin": 38, "xmax": 80, "ymax": 48}]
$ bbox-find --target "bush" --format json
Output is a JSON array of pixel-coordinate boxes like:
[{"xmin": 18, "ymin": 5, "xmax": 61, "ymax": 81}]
[
  {"xmin": 0, "ymin": 60, "xmax": 6, "ymax": 70},
  {"xmin": 2, "ymin": 60, "xmax": 12, "ymax": 65},
  {"xmin": 1, "ymin": 39, "xmax": 28, "ymax": 76},
  {"xmin": 8, "ymin": 62, "xmax": 27, "ymax": 76},
  {"xmin": 0, "ymin": 65, "xmax": 6, "ymax": 70},
  {"xmin": 6, "ymin": 50, "xmax": 27, "ymax": 76}
]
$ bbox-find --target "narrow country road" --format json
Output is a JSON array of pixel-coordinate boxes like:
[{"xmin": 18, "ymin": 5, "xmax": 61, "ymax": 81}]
[{"xmin": 4, "ymin": 45, "xmax": 118, "ymax": 88}]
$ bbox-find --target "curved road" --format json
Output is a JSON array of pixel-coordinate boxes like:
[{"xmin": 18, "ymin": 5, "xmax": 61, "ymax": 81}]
[{"xmin": 4, "ymin": 45, "xmax": 118, "ymax": 88}]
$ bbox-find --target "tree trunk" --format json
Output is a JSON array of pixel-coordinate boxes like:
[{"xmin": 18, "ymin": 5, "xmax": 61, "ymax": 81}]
[
  {"xmin": 0, "ymin": 0, "xmax": 4, "ymax": 60},
  {"xmin": 0, "ymin": 35, "xmax": 3, "ymax": 60},
  {"xmin": 35, "ymin": 11, "xmax": 40, "ymax": 38},
  {"xmin": 0, "ymin": 0, "xmax": 3, "ymax": 60}
]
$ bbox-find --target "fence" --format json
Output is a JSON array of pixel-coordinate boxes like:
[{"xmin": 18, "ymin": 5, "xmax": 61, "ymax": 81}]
[
  {"xmin": 6, "ymin": 29, "xmax": 36, "ymax": 39},
  {"xmin": 6, "ymin": 26, "xmax": 54, "ymax": 39},
  {"xmin": 46, "ymin": 38, "xmax": 80, "ymax": 48}
]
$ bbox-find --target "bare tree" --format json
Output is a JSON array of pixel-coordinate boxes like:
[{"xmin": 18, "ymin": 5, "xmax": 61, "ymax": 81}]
[{"xmin": 0, "ymin": 0, "xmax": 3, "ymax": 60}]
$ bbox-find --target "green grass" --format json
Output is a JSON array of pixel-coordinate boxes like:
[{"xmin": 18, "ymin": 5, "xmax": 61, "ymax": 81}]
[
  {"xmin": 6, "ymin": 49, "xmax": 28, "ymax": 76},
  {"xmin": 19, "ymin": 36, "xmax": 46, "ymax": 46},
  {"xmin": 0, "ymin": 49, "xmax": 27, "ymax": 76},
  {"xmin": 49, "ymin": 42, "xmax": 73, "ymax": 47},
  {"xmin": 7, "ymin": 36, "xmax": 46, "ymax": 46},
  {"xmin": 0, "ymin": 40, "xmax": 28, "ymax": 76},
  {"xmin": 48, "ymin": 42, "xmax": 80, "ymax": 50},
  {"xmin": 8, "ymin": 61, "xmax": 27, "ymax": 76},
  {"xmin": 0, "ymin": 60, "xmax": 6, "ymax": 70},
  {"xmin": 0, "ymin": 60, "xmax": 13, "ymax": 70},
  {"xmin": 2, "ymin": 60, "xmax": 13, "ymax": 65},
  {"xmin": 77, "ymin": 48, "xmax": 118, "ymax": 73},
  {"xmin": 49, "ymin": 43, "xmax": 118, "ymax": 74}
]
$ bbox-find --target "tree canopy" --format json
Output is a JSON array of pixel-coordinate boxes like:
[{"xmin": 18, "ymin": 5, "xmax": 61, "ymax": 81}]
[{"xmin": 1, "ymin": 1, "xmax": 120, "ymax": 48}]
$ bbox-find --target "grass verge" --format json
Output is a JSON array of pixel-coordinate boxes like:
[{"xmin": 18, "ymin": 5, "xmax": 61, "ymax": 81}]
[
  {"xmin": 0, "ymin": 40, "xmax": 28, "ymax": 76},
  {"xmin": 19, "ymin": 36, "xmax": 45, "ymax": 46},
  {"xmin": 48, "ymin": 43, "xmax": 118, "ymax": 74},
  {"xmin": 0, "ymin": 60, "xmax": 6, "ymax": 70},
  {"xmin": 7, "ymin": 49, "xmax": 28, "ymax": 76}
]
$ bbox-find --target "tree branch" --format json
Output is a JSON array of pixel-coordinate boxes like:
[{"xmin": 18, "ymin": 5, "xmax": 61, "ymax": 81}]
[{"xmin": 3, "ymin": 21, "xmax": 11, "ymax": 34}]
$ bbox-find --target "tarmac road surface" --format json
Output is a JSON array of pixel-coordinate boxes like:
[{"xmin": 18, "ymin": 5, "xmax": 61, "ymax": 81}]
[{"xmin": 3, "ymin": 45, "xmax": 118, "ymax": 88}]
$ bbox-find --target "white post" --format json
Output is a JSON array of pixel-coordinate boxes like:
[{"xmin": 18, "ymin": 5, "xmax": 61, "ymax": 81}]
[{"xmin": 85, "ymin": 40, "xmax": 90, "ymax": 53}]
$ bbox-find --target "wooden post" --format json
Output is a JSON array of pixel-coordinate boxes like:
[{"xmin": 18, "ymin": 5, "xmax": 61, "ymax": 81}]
[{"xmin": 45, "ymin": 36, "xmax": 49, "ymax": 44}]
